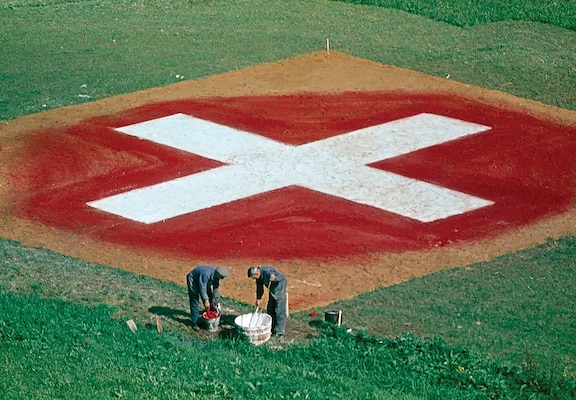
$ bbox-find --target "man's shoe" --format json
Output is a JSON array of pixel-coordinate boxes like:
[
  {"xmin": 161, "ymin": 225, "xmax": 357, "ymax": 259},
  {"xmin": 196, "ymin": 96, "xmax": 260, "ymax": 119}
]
[
  {"xmin": 191, "ymin": 324, "xmax": 200, "ymax": 331},
  {"xmin": 272, "ymin": 333, "xmax": 283, "ymax": 339}
]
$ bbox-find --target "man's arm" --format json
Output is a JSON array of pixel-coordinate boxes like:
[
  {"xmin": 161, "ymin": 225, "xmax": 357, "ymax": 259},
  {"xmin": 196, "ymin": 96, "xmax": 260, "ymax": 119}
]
[
  {"xmin": 198, "ymin": 274, "xmax": 211, "ymax": 309},
  {"xmin": 256, "ymin": 280, "xmax": 264, "ymax": 301}
]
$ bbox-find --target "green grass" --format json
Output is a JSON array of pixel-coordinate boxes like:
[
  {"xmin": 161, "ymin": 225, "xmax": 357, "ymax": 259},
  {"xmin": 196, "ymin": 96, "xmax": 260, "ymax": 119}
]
[
  {"xmin": 2, "ymin": 0, "xmax": 576, "ymax": 398},
  {"xmin": 1, "ymin": 0, "xmax": 575, "ymax": 121},
  {"xmin": 1, "ymin": 237, "xmax": 575, "ymax": 399},
  {"xmin": 294, "ymin": 237, "xmax": 576, "ymax": 368},
  {"xmin": 333, "ymin": 0, "xmax": 576, "ymax": 31}
]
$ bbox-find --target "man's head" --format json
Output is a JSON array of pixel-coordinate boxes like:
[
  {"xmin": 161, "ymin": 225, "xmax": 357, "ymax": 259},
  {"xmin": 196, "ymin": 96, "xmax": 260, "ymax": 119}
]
[
  {"xmin": 247, "ymin": 266, "xmax": 261, "ymax": 280},
  {"xmin": 215, "ymin": 266, "xmax": 229, "ymax": 280}
]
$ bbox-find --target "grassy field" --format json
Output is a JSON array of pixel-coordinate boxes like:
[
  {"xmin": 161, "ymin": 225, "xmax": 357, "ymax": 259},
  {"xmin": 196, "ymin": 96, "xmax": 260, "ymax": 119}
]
[
  {"xmin": 334, "ymin": 0, "xmax": 576, "ymax": 30},
  {"xmin": 1, "ymin": 0, "xmax": 575, "ymax": 398},
  {"xmin": 2, "ymin": 237, "xmax": 575, "ymax": 399},
  {"xmin": 1, "ymin": 0, "xmax": 576, "ymax": 121}
]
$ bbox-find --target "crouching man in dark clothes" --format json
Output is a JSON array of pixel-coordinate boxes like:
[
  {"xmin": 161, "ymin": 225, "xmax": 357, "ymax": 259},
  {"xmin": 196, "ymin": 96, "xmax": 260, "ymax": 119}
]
[
  {"xmin": 187, "ymin": 265, "xmax": 229, "ymax": 331},
  {"xmin": 247, "ymin": 265, "xmax": 287, "ymax": 338}
]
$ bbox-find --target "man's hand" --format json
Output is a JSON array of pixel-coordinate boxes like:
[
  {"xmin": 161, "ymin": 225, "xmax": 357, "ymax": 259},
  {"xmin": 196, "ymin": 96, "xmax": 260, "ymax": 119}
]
[
  {"xmin": 204, "ymin": 299, "xmax": 210, "ymax": 310},
  {"xmin": 255, "ymin": 299, "xmax": 262, "ymax": 307}
]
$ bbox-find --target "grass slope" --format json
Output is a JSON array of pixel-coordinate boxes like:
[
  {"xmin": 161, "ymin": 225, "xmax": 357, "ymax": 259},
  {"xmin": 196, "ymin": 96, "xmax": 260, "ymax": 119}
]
[
  {"xmin": 2, "ymin": 242, "xmax": 575, "ymax": 399},
  {"xmin": 295, "ymin": 237, "xmax": 576, "ymax": 367},
  {"xmin": 1, "ymin": 0, "xmax": 575, "ymax": 121},
  {"xmin": 332, "ymin": 0, "xmax": 576, "ymax": 31}
]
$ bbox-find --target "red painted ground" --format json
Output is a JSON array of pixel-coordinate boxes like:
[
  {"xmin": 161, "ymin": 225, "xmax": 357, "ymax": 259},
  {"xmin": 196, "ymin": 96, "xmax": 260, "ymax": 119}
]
[{"xmin": 12, "ymin": 92, "xmax": 576, "ymax": 260}]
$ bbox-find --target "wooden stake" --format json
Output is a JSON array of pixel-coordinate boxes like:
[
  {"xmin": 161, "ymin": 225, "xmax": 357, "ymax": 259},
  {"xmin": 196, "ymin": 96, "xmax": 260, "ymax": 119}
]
[
  {"xmin": 126, "ymin": 319, "xmax": 137, "ymax": 333},
  {"xmin": 155, "ymin": 314, "xmax": 163, "ymax": 333}
]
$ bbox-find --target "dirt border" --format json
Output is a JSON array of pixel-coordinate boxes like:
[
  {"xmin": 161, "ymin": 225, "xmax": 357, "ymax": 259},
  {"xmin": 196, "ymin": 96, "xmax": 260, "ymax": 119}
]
[{"xmin": 1, "ymin": 51, "xmax": 575, "ymax": 310}]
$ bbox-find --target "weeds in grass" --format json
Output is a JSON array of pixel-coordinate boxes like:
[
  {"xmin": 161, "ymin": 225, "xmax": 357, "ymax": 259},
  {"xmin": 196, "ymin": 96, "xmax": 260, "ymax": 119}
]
[
  {"xmin": 305, "ymin": 324, "xmax": 576, "ymax": 398},
  {"xmin": 2, "ymin": 290, "xmax": 574, "ymax": 399}
]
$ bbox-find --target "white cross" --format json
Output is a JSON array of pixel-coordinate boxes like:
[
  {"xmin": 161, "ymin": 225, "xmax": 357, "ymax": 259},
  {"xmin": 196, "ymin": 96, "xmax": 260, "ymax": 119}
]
[{"xmin": 87, "ymin": 113, "xmax": 494, "ymax": 224}]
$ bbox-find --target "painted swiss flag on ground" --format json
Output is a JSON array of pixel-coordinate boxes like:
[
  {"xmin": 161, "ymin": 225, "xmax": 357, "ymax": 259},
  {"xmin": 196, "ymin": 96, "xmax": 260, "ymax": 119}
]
[{"xmin": 14, "ymin": 92, "xmax": 576, "ymax": 260}]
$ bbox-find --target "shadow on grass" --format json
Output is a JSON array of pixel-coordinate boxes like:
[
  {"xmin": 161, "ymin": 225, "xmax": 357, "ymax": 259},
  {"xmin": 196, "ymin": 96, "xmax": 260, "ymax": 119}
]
[
  {"xmin": 149, "ymin": 305, "xmax": 190, "ymax": 326},
  {"xmin": 217, "ymin": 314, "xmax": 243, "ymax": 340},
  {"xmin": 309, "ymin": 320, "xmax": 324, "ymax": 329},
  {"xmin": 148, "ymin": 305, "xmax": 242, "ymax": 340}
]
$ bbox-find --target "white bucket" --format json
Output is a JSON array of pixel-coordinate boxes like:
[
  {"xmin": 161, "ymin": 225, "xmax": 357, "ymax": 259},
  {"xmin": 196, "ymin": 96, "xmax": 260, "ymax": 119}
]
[{"xmin": 234, "ymin": 313, "xmax": 272, "ymax": 345}]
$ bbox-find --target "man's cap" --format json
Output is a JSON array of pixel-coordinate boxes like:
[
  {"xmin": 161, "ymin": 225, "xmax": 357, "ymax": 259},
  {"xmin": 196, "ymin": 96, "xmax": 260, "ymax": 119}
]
[
  {"xmin": 216, "ymin": 267, "xmax": 229, "ymax": 278},
  {"xmin": 247, "ymin": 266, "xmax": 260, "ymax": 278}
]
